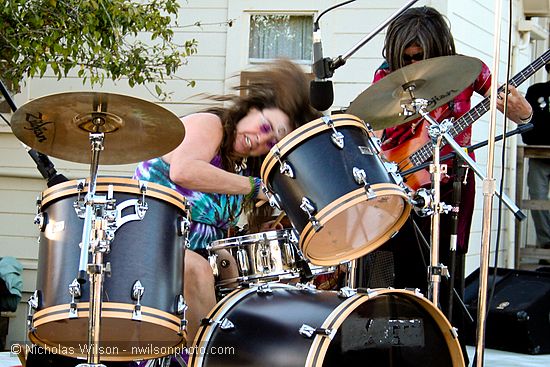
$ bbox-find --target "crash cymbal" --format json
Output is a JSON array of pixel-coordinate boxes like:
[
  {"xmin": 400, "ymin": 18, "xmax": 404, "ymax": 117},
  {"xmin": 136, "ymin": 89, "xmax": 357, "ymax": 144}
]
[
  {"xmin": 10, "ymin": 91, "xmax": 184, "ymax": 165},
  {"xmin": 347, "ymin": 55, "xmax": 482, "ymax": 130}
]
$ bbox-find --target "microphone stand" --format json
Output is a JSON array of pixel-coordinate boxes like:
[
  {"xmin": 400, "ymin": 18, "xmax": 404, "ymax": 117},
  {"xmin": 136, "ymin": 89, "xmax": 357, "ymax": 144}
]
[
  {"xmin": 314, "ymin": 0, "xmax": 418, "ymax": 79},
  {"xmin": 321, "ymin": 0, "xmax": 421, "ymax": 76},
  {"xmin": 475, "ymin": 1, "xmax": 505, "ymax": 364},
  {"xmin": 0, "ymin": 79, "xmax": 68, "ymax": 187}
]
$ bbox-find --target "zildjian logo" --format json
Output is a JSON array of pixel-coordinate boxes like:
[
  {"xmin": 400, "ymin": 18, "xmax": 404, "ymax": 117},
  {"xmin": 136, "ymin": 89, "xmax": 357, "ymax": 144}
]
[
  {"xmin": 23, "ymin": 112, "xmax": 53, "ymax": 142},
  {"xmin": 426, "ymin": 89, "xmax": 459, "ymax": 108}
]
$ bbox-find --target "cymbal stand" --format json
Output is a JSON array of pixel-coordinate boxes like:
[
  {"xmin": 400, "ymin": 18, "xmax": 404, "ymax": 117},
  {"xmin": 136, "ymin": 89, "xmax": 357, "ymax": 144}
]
[
  {"xmin": 407, "ymin": 101, "xmax": 454, "ymax": 306},
  {"xmin": 75, "ymin": 131, "xmax": 109, "ymax": 367}
]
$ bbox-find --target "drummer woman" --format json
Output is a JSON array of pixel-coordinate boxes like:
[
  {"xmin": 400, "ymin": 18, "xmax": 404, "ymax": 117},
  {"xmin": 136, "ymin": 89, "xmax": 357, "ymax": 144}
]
[{"xmin": 134, "ymin": 58, "xmax": 320, "ymax": 343}]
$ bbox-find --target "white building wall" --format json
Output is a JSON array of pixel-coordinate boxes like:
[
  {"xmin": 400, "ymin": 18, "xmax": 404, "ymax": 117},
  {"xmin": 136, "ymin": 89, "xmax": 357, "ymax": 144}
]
[{"xmin": 1, "ymin": 0, "xmax": 546, "ymax": 349}]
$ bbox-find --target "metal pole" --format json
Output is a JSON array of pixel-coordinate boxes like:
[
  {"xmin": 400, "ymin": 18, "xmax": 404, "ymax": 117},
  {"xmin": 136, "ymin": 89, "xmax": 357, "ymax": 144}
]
[
  {"xmin": 428, "ymin": 134, "xmax": 443, "ymax": 306},
  {"xmin": 475, "ymin": 1, "xmax": 504, "ymax": 365}
]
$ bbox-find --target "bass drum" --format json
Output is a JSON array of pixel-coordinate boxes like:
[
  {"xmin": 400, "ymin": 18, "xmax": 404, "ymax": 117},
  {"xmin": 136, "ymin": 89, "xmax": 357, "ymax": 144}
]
[
  {"xmin": 261, "ymin": 114, "xmax": 411, "ymax": 266},
  {"xmin": 189, "ymin": 284, "xmax": 464, "ymax": 367},
  {"xmin": 29, "ymin": 177, "xmax": 189, "ymax": 361}
]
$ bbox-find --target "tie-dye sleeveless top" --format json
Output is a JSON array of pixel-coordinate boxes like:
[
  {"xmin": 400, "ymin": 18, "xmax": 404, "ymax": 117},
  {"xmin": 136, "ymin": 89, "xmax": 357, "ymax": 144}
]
[{"xmin": 133, "ymin": 156, "xmax": 243, "ymax": 251}]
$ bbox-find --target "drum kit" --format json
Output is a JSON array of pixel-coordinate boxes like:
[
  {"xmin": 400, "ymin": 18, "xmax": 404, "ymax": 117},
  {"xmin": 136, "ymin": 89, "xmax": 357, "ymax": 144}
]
[{"xmin": 7, "ymin": 55, "xmax": 495, "ymax": 367}]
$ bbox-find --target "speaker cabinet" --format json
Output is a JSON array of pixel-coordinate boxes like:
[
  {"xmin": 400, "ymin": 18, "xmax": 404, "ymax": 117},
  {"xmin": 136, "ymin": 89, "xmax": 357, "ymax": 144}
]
[{"xmin": 464, "ymin": 267, "xmax": 550, "ymax": 354}]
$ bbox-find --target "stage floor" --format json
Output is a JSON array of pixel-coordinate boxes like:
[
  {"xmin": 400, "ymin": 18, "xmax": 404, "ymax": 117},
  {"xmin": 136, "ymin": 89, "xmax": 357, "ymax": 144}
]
[{"xmin": 1, "ymin": 347, "xmax": 550, "ymax": 366}]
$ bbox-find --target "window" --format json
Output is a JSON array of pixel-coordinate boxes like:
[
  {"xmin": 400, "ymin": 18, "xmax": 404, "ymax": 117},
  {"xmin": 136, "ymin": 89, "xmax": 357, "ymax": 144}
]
[{"xmin": 249, "ymin": 14, "xmax": 313, "ymax": 64}]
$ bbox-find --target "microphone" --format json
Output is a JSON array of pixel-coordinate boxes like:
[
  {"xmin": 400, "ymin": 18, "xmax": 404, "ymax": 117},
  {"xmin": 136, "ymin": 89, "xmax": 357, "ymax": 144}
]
[
  {"xmin": 0, "ymin": 79, "xmax": 68, "ymax": 188},
  {"xmin": 310, "ymin": 22, "xmax": 334, "ymax": 112},
  {"xmin": 24, "ymin": 146, "xmax": 69, "ymax": 187}
]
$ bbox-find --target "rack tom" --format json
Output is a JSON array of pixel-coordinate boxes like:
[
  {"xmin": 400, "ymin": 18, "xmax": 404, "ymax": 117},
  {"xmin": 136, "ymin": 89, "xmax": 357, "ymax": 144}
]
[{"xmin": 261, "ymin": 114, "xmax": 411, "ymax": 266}]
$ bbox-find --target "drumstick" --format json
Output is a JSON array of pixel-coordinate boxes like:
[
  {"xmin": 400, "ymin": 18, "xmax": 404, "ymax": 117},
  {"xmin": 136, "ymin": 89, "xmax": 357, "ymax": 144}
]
[
  {"xmin": 270, "ymin": 211, "xmax": 286, "ymax": 229},
  {"xmin": 255, "ymin": 199, "xmax": 267, "ymax": 208}
]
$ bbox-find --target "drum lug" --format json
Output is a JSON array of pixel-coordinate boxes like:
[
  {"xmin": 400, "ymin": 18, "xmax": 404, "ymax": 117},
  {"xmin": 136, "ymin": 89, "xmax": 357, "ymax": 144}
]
[
  {"xmin": 175, "ymin": 295, "xmax": 188, "ymax": 334},
  {"xmin": 34, "ymin": 193, "xmax": 47, "ymax": 231},
  {"xmin": 263, "ymin": 186, "xmax": 282, "ymax": 211},
  {"xmin": 451, "ymin": 326, "xmax": 459, "ymax": 339},
  {"xmin": 280, "ymin": 161, "xmax": 295, "ymax": 178},
  {"xmin": 104, "ymin": 262, "xmax": 112, "ymax": 277},
  {"xmin": 176, "ymin": 294, "xmax": 187, "ymax": 315},
  {"xmin": 352, "ymin": 167, "xmax": 376, "ymax": 199},
  {"xmin": 208, "ymin": 253, "xmax": 219, "ymax": 278},
  {"xmin": 331, "ymin": 131, "xmax": 345, "ymax": 149},
  {"xmin": 337, "ymin": 286, "xmax": 357, "ymax": 299},
  {"xmin": 384, "ymin": 161, "xmax": 405, "ymax": 186},
  {"xmin": 255, "ymin": 283, "xmax": 273, "ymax": 295},
  {"xmin": 258, "ymin": 234, "xmax": 271, "ymax": 272},
  {"xmin": 200, "ymin": 317, "xmax": 235, "ymax": 331},
  {"xmin": 73, "ymin": 179, "xmax": 87, "ymax": 218},
  {"xmin": 131, "ymin": 280, "xmax": 145, "ymax": 321},
  {"xmin": 26, "ymin": 290, "xmax": 40, "ymax": 330},
  {"xmin": 219, "ymin": 318, "xmax": 235, "ymax": 331},
  {"xmin": 34, "ymin": 212, "xmax": 46, "ymax": 232},
  {"xmin": 300, "ymin": 197, "xmax": 322, "ymax": 232},
  {"xmin": 282, "ymin": 241, "xmax": 295, "ymax": 268},
  {"xmin": 322, "ymin": 115, "xmax": 345, "ymax": 149},
  {"xmin": 299, "ymin": 324, "xmax": 333, "ymax": 339},
  {"xmin": 295, "ymin": 282, "xmax": 317, "ymax": 291},
  {"xmin": 273, "ymin": 146, "xmax": 295, "ymax": 178},
  {"xmin": 68, "ymin": 278, "xmax": 82, "ymax": 319},
  {"xmin": 178, "ymin": 215, "xmax": 190, "ymax": 237},
  {"xmin": 236, "ymin": 246, "xmax": 250, "ymax": 275}
]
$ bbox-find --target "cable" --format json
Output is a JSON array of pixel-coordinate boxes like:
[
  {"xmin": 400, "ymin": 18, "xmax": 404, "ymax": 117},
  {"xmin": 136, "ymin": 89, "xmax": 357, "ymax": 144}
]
[
  {"xmin": 0, "ymin": 113, "xmax": 11, "ymax": 127},
  {"xmin": 314, "ymin": 0, "xmax": 356, "ymax": 29}
]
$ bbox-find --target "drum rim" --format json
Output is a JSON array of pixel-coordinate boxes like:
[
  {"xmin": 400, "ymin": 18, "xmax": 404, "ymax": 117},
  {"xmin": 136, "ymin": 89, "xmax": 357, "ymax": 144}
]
[
  {"xmin": 300, "ymin": 184, "xmax": 411, "ymax": 266},
  {"xmin": 189, "ymin": 283, "xmax": 293, "ymax": 366},
  {"xmin": 306, "ymin": 288, "xmax": 465, "ymax": 367},
  {"xmin": 40, "ymin": 177, "xmax": 187, "ymax": 211},
  {"xmin": 29, "ymin": 301, "xmax": 186, "ymax": 361},
  {"xmin": 260, "ymin": 114, "xmax": 366, "ymax": 183},
  {"xmin": 207, "ymin": 228, "xmax": 295, "ymax": 250}
]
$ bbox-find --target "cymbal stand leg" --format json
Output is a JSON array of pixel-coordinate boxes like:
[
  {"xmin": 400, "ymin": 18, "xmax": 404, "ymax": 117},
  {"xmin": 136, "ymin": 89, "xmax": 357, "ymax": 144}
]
[{"xmin": 76, "ymin": 132, "xmax": 108, "ymax": 367}]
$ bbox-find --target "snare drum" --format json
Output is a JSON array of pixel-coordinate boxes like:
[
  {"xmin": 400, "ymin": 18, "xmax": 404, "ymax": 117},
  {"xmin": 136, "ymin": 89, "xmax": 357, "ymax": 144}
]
[
  {"xmin": 29, "ymin": 177, "xmax": 189, "ymax": 361},
  {"xmin": 189, "ymin": 284, "xmax": 464, "ymax": 366},
  {"xmin": 208, "ymin": 230, "xmax": 335, "ymax": 296},
  {"xmin": 261, "ymin": 114, "xmax": 411, "ymax": 265}
]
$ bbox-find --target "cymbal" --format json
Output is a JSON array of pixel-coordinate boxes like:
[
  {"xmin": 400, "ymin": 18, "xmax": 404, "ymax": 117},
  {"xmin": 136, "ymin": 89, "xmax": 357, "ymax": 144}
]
[
  {"xmin": 346, "ymin": 55, "xmax": 482, "ymax": 130},
  {"xmin": 10, "ymin": 91, "xmax": 184, "ymax": 165}
]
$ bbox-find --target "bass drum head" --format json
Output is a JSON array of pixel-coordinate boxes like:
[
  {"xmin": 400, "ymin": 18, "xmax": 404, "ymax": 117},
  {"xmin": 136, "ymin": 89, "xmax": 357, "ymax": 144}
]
[
  {"xmin": 301, "ymin": 185, "xmax": 410, "ymax": 266},
  {"xmin": 189, "ymin": 285, "xmax": 463, "ymax": 367}
]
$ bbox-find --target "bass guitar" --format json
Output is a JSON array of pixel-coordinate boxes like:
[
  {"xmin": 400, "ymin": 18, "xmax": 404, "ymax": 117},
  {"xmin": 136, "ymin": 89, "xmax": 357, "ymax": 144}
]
[{"xmin": 382, "ymin": 48, "xmax": 550, "ymax": 190}]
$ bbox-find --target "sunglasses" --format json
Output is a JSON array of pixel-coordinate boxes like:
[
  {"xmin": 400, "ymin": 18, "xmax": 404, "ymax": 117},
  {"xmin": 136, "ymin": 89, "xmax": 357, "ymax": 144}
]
[
  {"xmin": 259, "ymin": 112, "xmax": 287, "ymax": 149},
  {"xmin": 403, "ymin": 52, "xmax": 424, "ymax": 63}
]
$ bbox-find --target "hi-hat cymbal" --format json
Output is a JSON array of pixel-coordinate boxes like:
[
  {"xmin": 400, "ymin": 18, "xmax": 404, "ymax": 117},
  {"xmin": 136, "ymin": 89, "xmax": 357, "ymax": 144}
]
[
  {"xmin": 346, "ymin": 55, "xmax": 482, "ymax": 130},
  {"xmin": 10, "ymin": 91, "xmax": 185, "ymax": 165}
]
